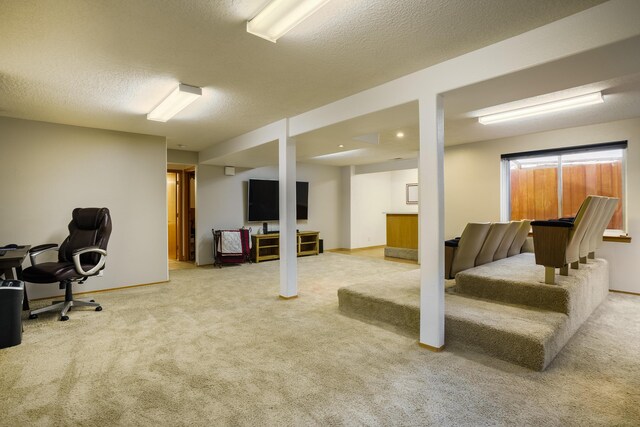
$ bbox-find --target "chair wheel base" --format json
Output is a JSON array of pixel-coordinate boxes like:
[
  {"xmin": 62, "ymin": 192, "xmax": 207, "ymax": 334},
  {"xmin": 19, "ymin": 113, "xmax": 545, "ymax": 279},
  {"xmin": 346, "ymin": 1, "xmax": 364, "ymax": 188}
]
[
  {"xmin": 95, "ymin": 306, "xmax": 102, "ymax": 312},
  {"xmin": 29, "ymin": 313, "xmax": 38, "ymax": 319},
  {"xmin": 60, "ymin": 315, "xmax": 69, "ymax": 321}
]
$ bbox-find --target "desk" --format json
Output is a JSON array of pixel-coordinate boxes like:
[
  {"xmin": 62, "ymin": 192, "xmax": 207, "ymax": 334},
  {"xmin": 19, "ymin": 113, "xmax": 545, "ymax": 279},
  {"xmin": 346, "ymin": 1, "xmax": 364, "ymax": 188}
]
[{"xmin": 0, "ymin": 246, "xmax": 31, "ymax": 311}]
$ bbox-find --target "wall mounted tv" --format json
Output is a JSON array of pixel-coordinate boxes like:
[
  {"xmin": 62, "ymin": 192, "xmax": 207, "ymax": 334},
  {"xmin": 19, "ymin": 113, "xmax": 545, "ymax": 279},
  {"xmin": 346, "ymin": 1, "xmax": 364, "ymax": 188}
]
[{"xmin": 247, "ymin": 179, "xmax": 309, "ymax": 222}]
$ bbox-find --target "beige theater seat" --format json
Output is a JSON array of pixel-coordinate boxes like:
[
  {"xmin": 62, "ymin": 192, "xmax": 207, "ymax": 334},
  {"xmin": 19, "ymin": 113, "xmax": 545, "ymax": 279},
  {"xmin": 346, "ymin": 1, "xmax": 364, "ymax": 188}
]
[
  {"xmin": 531, "ymin": 196, "xmax": 603, "ymax": 284},
  {"xmin": 508, "ymin": 220, "xmax": 532, "ymax": 257},
  {"xmin": 577, "ymin": 197, "xmax": 606, "ymax": 265},
  {"xmin": 445, "ymin": 223, "xmax": 491, "ymax": 279},
  {"xmin": 588, "ymin": 197, "xmax": 619, "ymax": 259},
  {"xmin": 475, "ymin": 223, "xmax": 511, "ymax": 266},
  {"xmin": 493, "ymin": 221, "xmax": 522, "ymax": 261}
]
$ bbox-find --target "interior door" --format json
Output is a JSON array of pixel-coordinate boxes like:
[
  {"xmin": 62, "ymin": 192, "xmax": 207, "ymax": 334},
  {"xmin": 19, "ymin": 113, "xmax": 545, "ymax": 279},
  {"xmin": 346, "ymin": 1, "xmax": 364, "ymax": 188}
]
[{"xmin": 167, "ymin": 172, "xmax": 178, "ymax": 259}]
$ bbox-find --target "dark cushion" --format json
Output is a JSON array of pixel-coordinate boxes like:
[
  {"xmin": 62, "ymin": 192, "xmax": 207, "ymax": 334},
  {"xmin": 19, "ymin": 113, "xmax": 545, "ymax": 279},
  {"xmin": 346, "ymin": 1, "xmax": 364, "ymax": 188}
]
[
  {"xmin": 22, "ymin": 262, "xmax": 94, "ymax": 283},
  {"xmin": 445, "ymin": 239, "xmax": 460, "ymax": 247},
  {"xmin": 531, "ymin": 220, "xmax": 573, "ymax": 228}
]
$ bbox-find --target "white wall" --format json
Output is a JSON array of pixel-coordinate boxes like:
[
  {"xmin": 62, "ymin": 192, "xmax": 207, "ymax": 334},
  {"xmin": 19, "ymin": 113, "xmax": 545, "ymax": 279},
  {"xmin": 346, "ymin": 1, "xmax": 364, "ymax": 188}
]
[
  {"xmin": 195, "ymin": 162, "xmax": 342, "ymax": 265},
  {"xmin": 389, "ymin": 169, "xmax": 419, "ymax": 213},
  {"xmin": 167, "ymin": 149, "xmax": 198, "ymax": 165},
  {"xmin": 444, "ymin": 117, "xmax": 640, "ymax": 293},
  {"xmin": 0, "ymin": 117, "xmax": 168, "ymax": 299},
  {"xmin": 350, "ymin": 172, "xmax": 391, "ymax": 248},
  {"xmin": 348, "ymin": 168, "xmax": 418, "ymax": 249}
]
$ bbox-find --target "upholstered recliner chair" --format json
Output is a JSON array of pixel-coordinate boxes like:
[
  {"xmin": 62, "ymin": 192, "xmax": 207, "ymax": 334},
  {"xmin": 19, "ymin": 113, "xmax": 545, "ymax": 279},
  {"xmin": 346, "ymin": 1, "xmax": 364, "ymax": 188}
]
[
  {"xmin": 531, "ymin": 196, "xmax": 615, "ymax": 285},
  {"xmin": 23, "ymin": 208, "xmax": 112, "ymax": 321},
  {"xmin": 475, "ymin": 223, "xmax": 511, "ymax": 266},
  {"xmin": 444, "ymin": 223, "xmax": 491, "ymax": 279},
  {"xmin": 588, "ymin": 197, "xmax": 619, "ymax": 259}
]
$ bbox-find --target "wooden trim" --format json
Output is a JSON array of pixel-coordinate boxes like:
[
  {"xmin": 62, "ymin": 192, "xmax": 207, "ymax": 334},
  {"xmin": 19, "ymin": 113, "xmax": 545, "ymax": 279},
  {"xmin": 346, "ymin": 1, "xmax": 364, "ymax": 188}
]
[
  {"xmin": 27, "ymin": 280, "xmax": 170, "ymax": 301},
  {"xmin": 328, "ymin": 245, "xmax": 386, "ymax": 253},
  {"xmin": 419, "ymin": 342, "xmax": 445, "ymax": 352},
  {"xmin": 279, "ymin": 294, "xmax": 298, "ymax": 300},
  {"xmin": 609, "ymin": 289, "xmax": 640, "ymax": 296},
  {"xmin": 603, "ymin": 235, "xmax": 632, "ymax": 243},
  {"xmin": 527, "ymin": 231, "xmax": 631, "ymax": 243}
]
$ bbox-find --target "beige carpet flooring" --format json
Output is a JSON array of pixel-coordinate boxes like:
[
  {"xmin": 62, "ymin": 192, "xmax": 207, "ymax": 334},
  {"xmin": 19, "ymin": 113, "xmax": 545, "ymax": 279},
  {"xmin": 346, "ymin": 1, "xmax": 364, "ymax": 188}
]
[{"xmin": 1, "ymin": 253, "xmax": 639, "ymax": 426}]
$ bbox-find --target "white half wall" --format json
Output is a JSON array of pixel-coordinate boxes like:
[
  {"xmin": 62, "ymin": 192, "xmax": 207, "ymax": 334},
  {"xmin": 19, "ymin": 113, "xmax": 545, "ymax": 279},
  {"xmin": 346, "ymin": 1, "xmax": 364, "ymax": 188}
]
[
  {"xmin": 195, "ymin": 162, "xmax": 342, "ymax": 265},
  {"xmin": 444, "ymin": 117, "xmax": 640, "ymax": 294},
  {"xmin": 0, "ymin": 117, "xmax": 168, "ymax": 299}
]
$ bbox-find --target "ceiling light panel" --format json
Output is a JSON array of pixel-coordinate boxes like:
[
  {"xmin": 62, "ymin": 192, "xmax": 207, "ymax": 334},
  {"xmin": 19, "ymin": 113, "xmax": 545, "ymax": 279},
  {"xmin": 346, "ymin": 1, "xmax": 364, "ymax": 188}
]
[
  {"xmin": 247, "ymin": 0, "xmax": 331, "ymax": 43},
  {"xmin": 478, "ymin": 92, "xmax": 604, "ymax": 125},
  {"xmin": 147, "ymin": 84, "xmax": 202, "ymax": 122}
]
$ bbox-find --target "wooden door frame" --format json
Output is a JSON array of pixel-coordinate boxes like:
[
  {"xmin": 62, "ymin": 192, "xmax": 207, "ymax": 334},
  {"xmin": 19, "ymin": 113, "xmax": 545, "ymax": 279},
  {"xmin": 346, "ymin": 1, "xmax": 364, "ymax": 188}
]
[{"xmin": 167, "ymin": 169, "xmax": 184, "ymax": 261}]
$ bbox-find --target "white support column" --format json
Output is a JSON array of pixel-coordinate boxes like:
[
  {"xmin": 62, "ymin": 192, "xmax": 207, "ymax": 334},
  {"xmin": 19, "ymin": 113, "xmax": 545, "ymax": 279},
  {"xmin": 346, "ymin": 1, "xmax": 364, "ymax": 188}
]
[
  {"xmin": 279, "ymin": 120, "xmax": 298, "ymax": 299},
  {"xmin": 418, "ymin": 93, "xmax": 445, "ymax": 351}
]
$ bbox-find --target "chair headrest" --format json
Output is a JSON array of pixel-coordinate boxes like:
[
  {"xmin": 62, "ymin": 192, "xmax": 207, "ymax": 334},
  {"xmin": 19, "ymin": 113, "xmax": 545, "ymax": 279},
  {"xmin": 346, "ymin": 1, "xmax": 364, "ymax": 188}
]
[{"xmin": 72, "ymin": 207, "xmax": 109, "ymax": 230}]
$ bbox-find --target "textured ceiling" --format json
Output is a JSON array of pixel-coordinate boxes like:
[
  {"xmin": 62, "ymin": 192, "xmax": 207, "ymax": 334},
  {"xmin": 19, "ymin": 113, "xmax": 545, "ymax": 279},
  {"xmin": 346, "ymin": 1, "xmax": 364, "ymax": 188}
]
[
  {"xmin": 270, "ymin": 35, "xmax": 640, "ymax": 168},
  {"xmin": 0, "ymin": 0, "xmax": 605, "ymax": 153}
]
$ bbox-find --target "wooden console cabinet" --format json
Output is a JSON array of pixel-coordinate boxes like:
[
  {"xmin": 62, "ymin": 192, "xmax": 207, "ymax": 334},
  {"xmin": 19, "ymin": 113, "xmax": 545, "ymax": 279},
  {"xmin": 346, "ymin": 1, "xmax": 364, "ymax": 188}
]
[{"xmin": 251, "ymin": 231, "xmax": 320, "ymax": 263}]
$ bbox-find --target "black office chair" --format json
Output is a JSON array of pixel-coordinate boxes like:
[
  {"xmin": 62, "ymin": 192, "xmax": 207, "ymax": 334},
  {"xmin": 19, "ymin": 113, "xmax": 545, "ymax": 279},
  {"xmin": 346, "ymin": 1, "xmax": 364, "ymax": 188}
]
[{"xmin": 23, "ymin": 207, "xmax": 112, "ymax": 321}]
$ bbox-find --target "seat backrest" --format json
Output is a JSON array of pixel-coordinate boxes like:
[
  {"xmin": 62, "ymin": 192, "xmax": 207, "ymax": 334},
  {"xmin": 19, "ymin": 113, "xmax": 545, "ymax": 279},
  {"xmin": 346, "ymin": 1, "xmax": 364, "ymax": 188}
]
[
  {"xmin": 579, "ymin": 196, "xmax": 607, "ymax": 258},
  {"xmin": 507, "ymin": 220, "xmax": 532, "ymax": 257},
  {"xmin": 475, "ymin": 223, "xmax": 510, "ymax": 266},
  {"xmin": 493, "ymin": 221, "xmax": 521, "ymax": 261},
  {"xmin": 591, "ymin": 197, "xmax": 619, "ymax": 251},
  {"xmin": 58, "ymin": 208, "xmax": 112, "ymax": 266},
  {"xmin": 565, "ymin": 196, "xmax": 600, "ymax": 264},
  {"xmin": 450, "ymin": 223, "xmax": 491, "ymax": 277}
]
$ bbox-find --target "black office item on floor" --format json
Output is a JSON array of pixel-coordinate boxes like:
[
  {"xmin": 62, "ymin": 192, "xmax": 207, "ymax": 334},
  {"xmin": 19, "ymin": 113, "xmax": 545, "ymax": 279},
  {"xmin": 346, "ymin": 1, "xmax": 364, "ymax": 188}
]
[
  {"xmin": 0, "ymin": 280, "xmax": 24, "ymax": 349},
  {"xmin": 319, "ymin": 239, "xmax": 324, "ymax": 254},
  {"xmin": 23, "ymin": 207, "xmax": 112, "ymax": 321}
]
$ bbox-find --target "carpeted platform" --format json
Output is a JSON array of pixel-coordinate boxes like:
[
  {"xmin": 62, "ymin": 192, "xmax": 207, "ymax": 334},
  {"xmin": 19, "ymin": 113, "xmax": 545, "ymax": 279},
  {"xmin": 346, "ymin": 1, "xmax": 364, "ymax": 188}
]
[
  {"xmin": 338, "ymin": 254, "xmax": 610, "ymax": 371},
  {"xmin": 384, "ymin": 246, "xmax": 418, "ymax": 261}
]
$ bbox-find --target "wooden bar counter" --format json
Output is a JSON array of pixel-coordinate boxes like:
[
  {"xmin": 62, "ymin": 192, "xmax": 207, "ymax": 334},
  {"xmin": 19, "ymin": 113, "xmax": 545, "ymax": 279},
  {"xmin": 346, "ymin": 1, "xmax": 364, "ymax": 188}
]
[{"xmin": 386, "ymin": 213, "xmax": 418, "ymax": 249}]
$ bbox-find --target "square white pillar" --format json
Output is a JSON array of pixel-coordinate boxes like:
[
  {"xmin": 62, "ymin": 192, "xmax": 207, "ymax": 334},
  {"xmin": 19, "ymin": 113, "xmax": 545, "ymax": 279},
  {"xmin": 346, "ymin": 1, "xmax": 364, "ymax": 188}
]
[
  {"xmin": 418, "ymin": 93, "xmax": 445, "ymax": 350},
  {"xmin": 279, "ymin": 122, "xmax": 298, "ymax": 299}
]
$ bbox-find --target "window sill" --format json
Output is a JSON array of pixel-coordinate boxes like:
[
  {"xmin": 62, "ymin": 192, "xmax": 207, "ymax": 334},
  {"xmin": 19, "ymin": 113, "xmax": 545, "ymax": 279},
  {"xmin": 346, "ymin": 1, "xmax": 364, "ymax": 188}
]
[
  {"xmin": 528, "ymin": 232, "xmax": 631, "ymax": 243},
  {"xmin": 603, "ymin": 234, "xmax": 632, "ymax": 243}
]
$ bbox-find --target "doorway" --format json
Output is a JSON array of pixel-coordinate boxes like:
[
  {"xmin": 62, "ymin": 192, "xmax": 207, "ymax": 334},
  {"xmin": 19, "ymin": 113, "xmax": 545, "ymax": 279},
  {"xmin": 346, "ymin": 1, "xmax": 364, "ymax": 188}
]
[
  {"xmin": 167, "ymin": 171, "xmax": 179, "ymax": 260},
  {"xmin": 167, "ymin": 167, "xmax": 196, "ymax": 265}
]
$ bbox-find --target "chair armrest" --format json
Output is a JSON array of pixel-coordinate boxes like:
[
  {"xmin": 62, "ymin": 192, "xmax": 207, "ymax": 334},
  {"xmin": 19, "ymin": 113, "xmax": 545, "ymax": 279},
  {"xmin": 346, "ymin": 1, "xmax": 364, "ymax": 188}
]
[
  {"xmin": 444, "ymin": 239, "xmax": 460, "ymax": 248},
  {"xmin": 29, "ymin": 244, "xmax": 59, "ymax": 266},
  {"xmin": 531, "ymin": 221, "xmax": 572, "ymax": 268},
  {"xmin": 72, "ymin": 246, "xmax": 107, "ymax": 276}
]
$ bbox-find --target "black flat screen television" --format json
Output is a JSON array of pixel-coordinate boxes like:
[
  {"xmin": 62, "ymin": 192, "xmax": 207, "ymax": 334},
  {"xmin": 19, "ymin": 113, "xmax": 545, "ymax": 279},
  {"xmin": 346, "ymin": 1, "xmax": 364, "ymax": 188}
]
[{"xmin": 247, "ymin": 179, "xmax": 309, "ymax": 222}]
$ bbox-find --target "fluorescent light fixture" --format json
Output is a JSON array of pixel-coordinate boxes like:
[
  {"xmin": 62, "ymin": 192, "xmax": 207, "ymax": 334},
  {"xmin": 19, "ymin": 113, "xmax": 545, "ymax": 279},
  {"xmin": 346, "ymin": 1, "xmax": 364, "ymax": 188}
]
[
  {"xmin": 147, "ymin": 84, "xmax": 202, "ymax": 122},
  {"xmin": 478, "ymin": 92, "xmax": 603, "ymax": 125},
  {"xmin": 247, "ymin": 0, "xmax": 331, "ymax": 43}
]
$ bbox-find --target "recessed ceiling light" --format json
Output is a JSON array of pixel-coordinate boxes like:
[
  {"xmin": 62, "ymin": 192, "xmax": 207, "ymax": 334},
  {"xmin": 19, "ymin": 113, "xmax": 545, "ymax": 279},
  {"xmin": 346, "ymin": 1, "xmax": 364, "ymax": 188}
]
[
  {"xmin": 478, "ymin": 92, "xmax": 604, "ymax": 125},
  {"xmin": 338, "ymin": 144, "xmax": 344, "ymax": 148},
  {"xmin": 247, "ymin": 0, "xmax": 332, "ymax": 43},
  {"xmin": 396, "ymin": 131, "xmax": 404, "ymax": 138},
  {"xmin": 147, "ymin": 84, "xmax": 202, "ymax": 122},
  {"xmin": 177, "ymin": 144, "xmax": 187, "ymax": 148}
]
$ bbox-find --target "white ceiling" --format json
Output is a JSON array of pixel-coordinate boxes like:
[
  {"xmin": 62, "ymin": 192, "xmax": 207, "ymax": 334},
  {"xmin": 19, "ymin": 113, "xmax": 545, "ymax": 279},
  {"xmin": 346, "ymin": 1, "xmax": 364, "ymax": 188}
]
[
  {"xmin": 267, "ymin": 34, "xmax": 640, "ymax": 168},
  {"xmin": 0, "ymin": 0, "xmax": 605, "ymax": 155}
]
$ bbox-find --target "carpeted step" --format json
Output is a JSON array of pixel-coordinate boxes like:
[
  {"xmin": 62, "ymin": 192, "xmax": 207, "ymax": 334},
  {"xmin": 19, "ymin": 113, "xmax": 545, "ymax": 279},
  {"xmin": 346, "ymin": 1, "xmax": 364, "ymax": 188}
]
[
  {"xmin": 454, "ymin": 253, "xmax": 609, "ymax": 314},
  {"xmin": 445, "ymin": 294, "xmax": 567, "ymax": 371},
  {"xmin": 337, "ymin": 264, "xmax": 608, "ymax": 370}
]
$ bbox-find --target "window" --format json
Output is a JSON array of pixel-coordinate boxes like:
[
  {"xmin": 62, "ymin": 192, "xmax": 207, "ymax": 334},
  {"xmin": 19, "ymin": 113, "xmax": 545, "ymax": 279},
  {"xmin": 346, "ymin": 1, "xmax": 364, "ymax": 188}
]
[{"xmin": 502, "ymin": 141, "xmax": 626, "ymax": 231}]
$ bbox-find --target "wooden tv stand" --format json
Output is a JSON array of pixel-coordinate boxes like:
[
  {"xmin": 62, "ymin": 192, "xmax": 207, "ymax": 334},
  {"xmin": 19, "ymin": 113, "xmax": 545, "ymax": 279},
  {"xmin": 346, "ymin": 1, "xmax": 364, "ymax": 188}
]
[{"xmin": 251, "ymin": 231, "xmax": 320, "ymax": 263}]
